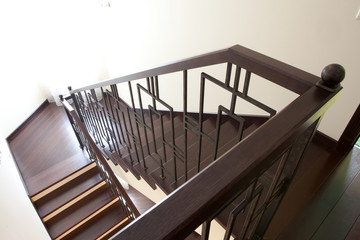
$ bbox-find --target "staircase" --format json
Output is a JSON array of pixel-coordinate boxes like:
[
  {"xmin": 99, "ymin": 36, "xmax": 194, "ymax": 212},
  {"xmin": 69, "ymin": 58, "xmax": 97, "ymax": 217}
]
[
  {"xmin": 99, "ymin": 105, "xmax": 268, "ymax": 195},
  {"xmin": 30, "ymin": 160, "xmax": 133, "ymax": 240},
  {"xmin": 60, "ymin": 45, "xmax": 344, "ymax": 239}
]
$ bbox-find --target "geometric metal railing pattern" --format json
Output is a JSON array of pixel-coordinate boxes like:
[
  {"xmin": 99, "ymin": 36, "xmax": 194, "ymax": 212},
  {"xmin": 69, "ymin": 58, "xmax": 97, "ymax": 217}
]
[
  {"xmin": 64, "ymin": 46, "xmax": 344, "ymax": 239},
  {"xmin": 70, "ymin": 62, "xmax": 276, "ymax": 185}
]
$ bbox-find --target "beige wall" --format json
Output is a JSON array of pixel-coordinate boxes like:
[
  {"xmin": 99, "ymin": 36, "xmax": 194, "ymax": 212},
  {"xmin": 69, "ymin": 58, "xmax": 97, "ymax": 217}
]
[{"xmin": 101, "ymin": 0, "xmax": 360, "ymax": 140}]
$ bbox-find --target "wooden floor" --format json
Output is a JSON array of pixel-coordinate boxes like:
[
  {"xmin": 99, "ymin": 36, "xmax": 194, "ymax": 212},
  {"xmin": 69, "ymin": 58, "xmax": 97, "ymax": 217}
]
[
  {"xmin": 267, "ymin": 141, "xmax": 360, "ymax": 240},
  {"xmin": 8, "ymin": 102, "xmax": 154, "ymax": 212},
  {"xmin": 7, "ymin": 101, "xmax": 360, "ymax": 240}
]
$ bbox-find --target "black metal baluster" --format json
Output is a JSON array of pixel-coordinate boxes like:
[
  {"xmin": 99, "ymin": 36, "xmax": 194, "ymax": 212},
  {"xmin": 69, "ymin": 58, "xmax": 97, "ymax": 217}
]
[
  {"xmin": 225, "ymin": 62, "xmax": 232, "ymax": 87},
  {"xmin": 243, "ymin": 70, "xmax": 251, "ymax": 97},
  {"xmin": 201, "ymin": 220, "xmax": 211, "ymax": 240},
  {"xmin": 230, "ymin": 66, "xmax": 241, "ymax": 114},
  {"xmin": 137, "ymin": 83, "xmax": 151, "ymax": 157},
  {"xmin": 183, "ymin": 70, "xmax": 188, "ymax": 181},
  {"xmin": 197, "ymin": 73, "xmax": 206, "ymax": 172},
  {"xmin": 85, "ymin": 91, "xmax": 105, "ymax": 148}
]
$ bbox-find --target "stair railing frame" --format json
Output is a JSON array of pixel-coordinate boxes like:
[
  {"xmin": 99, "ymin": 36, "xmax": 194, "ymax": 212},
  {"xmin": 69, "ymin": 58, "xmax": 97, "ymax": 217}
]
[
  {"xmin": 60, "ymin": 97, "xmax": 140, "ymax": 220},
  {"xmin": 63, "ymin": 45, "xmax": 344, "ymax": 239}
]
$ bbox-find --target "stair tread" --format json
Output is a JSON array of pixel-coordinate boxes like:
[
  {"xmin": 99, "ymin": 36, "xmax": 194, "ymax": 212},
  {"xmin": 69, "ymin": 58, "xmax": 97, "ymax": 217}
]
[
  {"xmin": 64, "ymin": 200, "xmax": 129, "ymax": 240},
  {"xmin": 31, "ymin": 161, "xmax": 97, "ymax": 202},
  {"xmin": 46, "ymin": 182, "xmax": 114, "ymax": 239},
  {"xmin": 27, "ymin": 152, "xmax": 91, "ymax": 196},
  {"xmin": 35, "ymin": 167, "xmax": 103, "ymax": 218}
]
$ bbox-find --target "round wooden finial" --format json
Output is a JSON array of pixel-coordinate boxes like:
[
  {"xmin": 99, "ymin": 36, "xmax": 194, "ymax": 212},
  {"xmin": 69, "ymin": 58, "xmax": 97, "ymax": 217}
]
[
  {"xmin": 68, "ymin": 86, "xmax": 72, "ymax": 91},
  {"xmin": 59, "ymin": 94, "xmax": 64, "ymax": 101},
  {"xmin": 320, "ymin": 64, "xmax": 345, "ymax": 89}
]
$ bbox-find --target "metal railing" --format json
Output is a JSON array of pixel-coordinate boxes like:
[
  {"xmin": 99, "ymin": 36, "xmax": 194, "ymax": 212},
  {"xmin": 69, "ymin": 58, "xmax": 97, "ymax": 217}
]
[
  {"xmin": 62, "ymin": 45, "xmax": 344, "ymax": 239},
  {"xmin": 60, "ymin": 97, "xmax": 140, "ymax": 221}
]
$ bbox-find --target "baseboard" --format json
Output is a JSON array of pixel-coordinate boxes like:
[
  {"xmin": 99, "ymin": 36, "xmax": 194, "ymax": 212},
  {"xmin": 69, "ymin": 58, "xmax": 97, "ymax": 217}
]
[
  {"xmin": 313, "ymin": 130, "xmax": 337, "ymax": 149},
  {"xmin": 6, "ymin": 100, "xmax": 49, "ymax": 143}
]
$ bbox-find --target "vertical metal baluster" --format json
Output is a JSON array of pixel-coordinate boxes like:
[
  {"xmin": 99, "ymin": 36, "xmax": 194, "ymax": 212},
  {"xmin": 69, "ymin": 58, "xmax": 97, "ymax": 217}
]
[
  {"xmin": 155, "ymin": 76, "xmax": 160, "ymax": 99},
  {"xmin": 127, "ymin": 108, "xmax": 141, "ymax": 164},
  {"xmin": 109, "ymin": 85, "xmax": 125, "ymax": 145},
  {"xmin": 137, "ymin": 84, "xmax": 151, "ymax": 156},
  {"xmin": 230, "ymin": 66, "xmax": 241, "ymax": 114},
  {"xmin": 237, "ymin": 122, "xmax": 245, "ymax": 142},
  {"xmin": 101, "ymin": 87, "xmax": 119, "ymax": 153},
  {"xmin": 197, "ymin": 73, "xmax": 206, "ymax": 172},
  {"xmin": 150, "ymin": 76, "xmax": 157, "ymax": 110},
  {"xmin": 84, "ymin": 91, "xmax": 104, "ymax": 147},
  {"xmin": 106, "ymin": 90, "xmax": 123, "ymax": 147},
  {"xmin": 183, "ymin": 70, "xmax": 188, "ymax": 181},
  {"xmin": 225, "ymin": 62, "xmax": 232, "ymax": 87},
  {"xmin": 98, "ymin": 99, "xmax": 113, "ymax": 152},
  {"xmin": 213, "ymin": 107, "xmax": 222, "ymax": 160},
  {"xmin": 201, "ymin": 220, "xmax": 211, "ymax": 240},
  {"xmin": 91, "ymin": 89, "xmax": 111, "ymax": 148},
  {"xmin": 119, "ymin": 108, "xmax": 134, "ymax": 163},
  {"xmin": 149, "ymin": 108, "xmax": 158, "ymax": 156},
  {"xmin": 128, "ymin": 82, "xmax": 136, "ymax": 110},
  {"xmin": 170, "ymin": 109, "xmax": 177, "ymax": 181},
  {"xmin": 87, "ymin": 91, "xmax": 106, "ymax": 147},
  {"xmin": 243, "ymin": 70, "xmax": 251, "ymax": 97},
  {"xmin": 159, "ymin": 114, "xmax": 166, "ymax": 178},
  {"xmin": 128, "ymin": 81, "xmax": 145, "ymax": 166},
  {"xmin": 87, "ymin": 91, "xmax": 105, "ymax": 143}
]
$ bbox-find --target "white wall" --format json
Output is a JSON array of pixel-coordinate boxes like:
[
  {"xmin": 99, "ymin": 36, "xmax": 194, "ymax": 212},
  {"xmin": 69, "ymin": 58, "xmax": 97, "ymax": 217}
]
[
  {"xmin": 0, "ymin": 136, "xmax": 50, "ymax": 240},
  {"xmin": 0, "ymin": 0, "xmax": 109, "ymax": 136},
  {"xmin": 99, "ymin": 0, "xmax": 360, "ymax": 140}
]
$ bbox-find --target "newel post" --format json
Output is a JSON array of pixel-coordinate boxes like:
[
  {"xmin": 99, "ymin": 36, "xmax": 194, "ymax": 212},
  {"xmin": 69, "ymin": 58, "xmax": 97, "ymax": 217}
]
[{"xmin": 316, "ymin": 63, "xmax": 345, "ymax": 92}]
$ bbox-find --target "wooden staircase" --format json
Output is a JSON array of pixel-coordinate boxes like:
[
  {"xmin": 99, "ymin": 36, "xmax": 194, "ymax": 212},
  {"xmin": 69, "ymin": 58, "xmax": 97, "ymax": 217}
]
[
  {"xmin": 31, "ymin": 161, "xmax": 132, "ymax": 240},
  {"xmin": 100, "ymin": 103, "xmax": 268, "ymax": 195}
]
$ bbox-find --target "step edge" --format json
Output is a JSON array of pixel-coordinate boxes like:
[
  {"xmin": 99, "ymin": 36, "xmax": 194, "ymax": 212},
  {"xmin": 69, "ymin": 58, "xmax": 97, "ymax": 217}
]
[
  {"xmin": 42, "ymin": 180, "xmax": 106, "ymax": 222},
  {"xmin": 53, "ymin": 197, "xmax": 119, "ymax": 240},
  {"xmin": 31, "ymin": 161, "xmax": 97, "ymax": 202},
  {"xmin": 95, "ymin": 216, "xmax": 131, "ymax": 240}
]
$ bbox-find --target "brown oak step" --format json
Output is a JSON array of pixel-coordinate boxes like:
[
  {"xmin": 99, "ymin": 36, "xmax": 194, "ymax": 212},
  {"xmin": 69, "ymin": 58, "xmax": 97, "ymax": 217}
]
[
  {"xmin": 60, "ymin": 199, "xmax": 130, "ymax": 240},
  {"xmin": 34, "ymin": 165, "xmax": 103, "ymax": 218},
  {"xmin": 46, "ymin": 181, "xmax": 114, "ymax": 239},
  {"xmin": 31, "ymin": 161, "xmax": 97, "ymax": 202}
]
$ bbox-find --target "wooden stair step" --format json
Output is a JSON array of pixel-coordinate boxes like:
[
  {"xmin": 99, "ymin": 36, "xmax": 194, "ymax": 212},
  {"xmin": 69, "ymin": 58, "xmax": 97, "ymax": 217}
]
[
  {"xmin": 27, "ymin": 152, "xmax": 92, "ymax": 196},
  {"xmin": 31, "ymin": 161, "xmax": 97, "ymax": 202},
  {"xmin": 46, "ymin": 181, "xmax": 114, "ymax": 239},
  {"xmin": 35, "ymin": 165, "xmax": 103, "ymax": 218},
  {"xmin": 60, "ymin": 199, "xmax": 130, "ymax": 240}
]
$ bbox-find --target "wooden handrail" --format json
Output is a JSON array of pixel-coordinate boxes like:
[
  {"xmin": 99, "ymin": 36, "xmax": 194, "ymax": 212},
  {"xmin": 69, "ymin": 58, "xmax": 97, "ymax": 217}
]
[
  {"xmin": 62, "ymin": 44, "xmax": 345, "ymax": 239},
  {"xmin": 61, "ymin": 99, "xmax": 140, "ymax": 218},
  {"xmin": 70, "ymin": 45, "xmax": 318, "ymax": 95},
  {"xmin": 112, "ymin": 84, "xmax": 341, "ymax": 240}
]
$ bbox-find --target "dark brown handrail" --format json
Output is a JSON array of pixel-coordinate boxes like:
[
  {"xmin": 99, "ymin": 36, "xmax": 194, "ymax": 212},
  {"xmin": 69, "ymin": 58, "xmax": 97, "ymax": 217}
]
[
  {"xmin": 70, "ymin": 45, "xmax": 318, "ymax": 95},
  {"xmin": 60, "ymin": 98, "xmax": 140, "ymax": 218}
]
